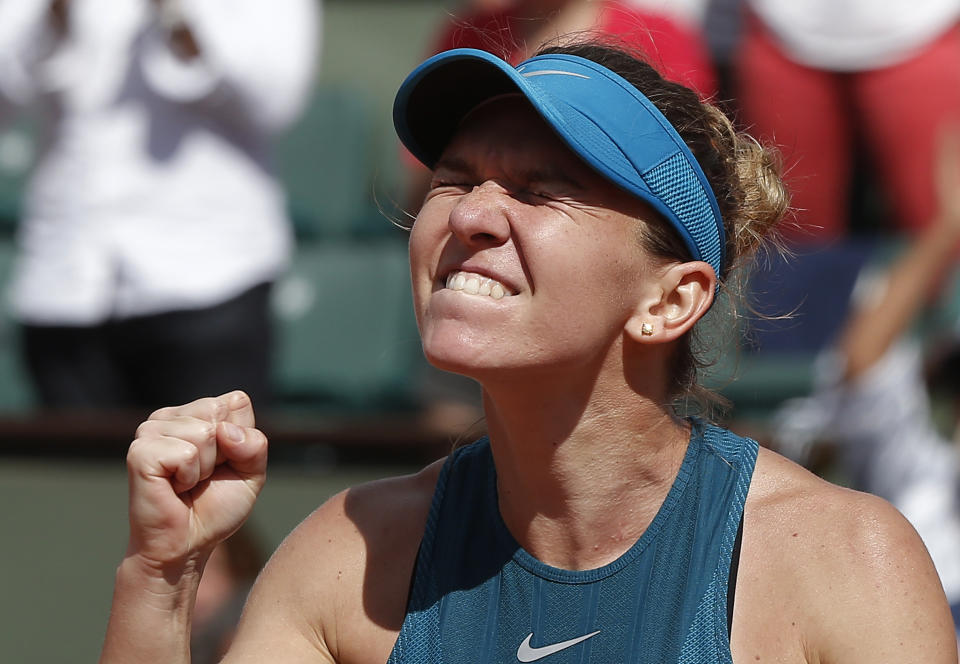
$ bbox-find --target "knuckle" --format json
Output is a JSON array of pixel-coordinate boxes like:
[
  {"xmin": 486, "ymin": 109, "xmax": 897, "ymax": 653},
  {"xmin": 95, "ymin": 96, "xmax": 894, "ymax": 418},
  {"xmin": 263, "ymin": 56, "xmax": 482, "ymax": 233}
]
[
  {"xmin": 126, "ymin": 438, "xmax": 149, "ymax": 468},
  {"xmin": 180, "ymin": 442, "xmax": 200, "ymax": 463},
  {"xmin": 135, "ymin": 419, "xmax": 159, "ymax": 440},
  {"xmin": 198, "ymin": 397, "xmax": 227, "ymax": 422},
  {"xmin": 148, "ymin": 405, "xmax": 174, "ymax": 421},
  {"xmin": 199, "ymin": 422, "xmax": 217, "ymax": 442}
]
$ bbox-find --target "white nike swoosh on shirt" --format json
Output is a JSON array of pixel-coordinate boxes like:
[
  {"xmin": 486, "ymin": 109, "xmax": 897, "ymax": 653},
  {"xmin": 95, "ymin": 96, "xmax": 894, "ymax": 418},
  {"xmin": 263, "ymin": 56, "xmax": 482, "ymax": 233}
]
[{"xmin": 516, "ymin": 630, "xmax": 601, "ymax": 662}]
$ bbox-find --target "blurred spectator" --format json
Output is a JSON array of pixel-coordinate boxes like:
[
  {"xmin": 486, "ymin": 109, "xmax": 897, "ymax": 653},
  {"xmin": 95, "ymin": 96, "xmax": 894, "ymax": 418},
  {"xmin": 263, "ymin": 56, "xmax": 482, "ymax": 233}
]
[
  {"xmin": 0, "ymin": 0, "xmax": 319, "ymax": 409},
  {"xmin": 735, "ymin": 0, "xmax": 960, "ymax": 244},
  {"xmin": 429, "ymin": 0, "xmax": 716, "ymax": 95},
  {"xmin": 191, "ymin": 523, "xmax": 267, "ymax": 664},
  {"xmin": 772, "ymin": 128, "xmax": 960, "ymax": 635},
  {"xmin": 701, "ymin": 0, "xmax": 744, "ymax": 103}
]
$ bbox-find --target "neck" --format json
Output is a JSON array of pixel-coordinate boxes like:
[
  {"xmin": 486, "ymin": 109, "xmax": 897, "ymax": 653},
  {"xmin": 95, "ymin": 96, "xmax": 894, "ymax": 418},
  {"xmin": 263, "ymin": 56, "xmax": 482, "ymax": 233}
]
[{"xmin": 478, "ymin": 367, "xmax": 692, "ymax": 571}]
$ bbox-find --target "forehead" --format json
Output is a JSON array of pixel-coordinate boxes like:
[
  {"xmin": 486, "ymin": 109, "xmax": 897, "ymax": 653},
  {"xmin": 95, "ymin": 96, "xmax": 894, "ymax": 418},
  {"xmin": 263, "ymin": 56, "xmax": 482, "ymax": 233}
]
[
  {"xmin": 438, "ymin": 96, "xmax": 653, "ymax": 212},
  {"xmin": 442, "ymin": 97, "xmax": 579, "ymax": 165}
]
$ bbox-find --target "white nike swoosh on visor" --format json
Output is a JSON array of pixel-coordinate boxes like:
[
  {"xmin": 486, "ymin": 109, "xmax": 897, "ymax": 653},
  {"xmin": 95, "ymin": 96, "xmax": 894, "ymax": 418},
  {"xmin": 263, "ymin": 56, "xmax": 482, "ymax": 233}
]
[
  {"xmin": 516, "ymin": 630, "xmax": 601, "ymax": 662},
  {"xmin": 520, "ymin": 70, "xmax": 590, "ymax": 79}
]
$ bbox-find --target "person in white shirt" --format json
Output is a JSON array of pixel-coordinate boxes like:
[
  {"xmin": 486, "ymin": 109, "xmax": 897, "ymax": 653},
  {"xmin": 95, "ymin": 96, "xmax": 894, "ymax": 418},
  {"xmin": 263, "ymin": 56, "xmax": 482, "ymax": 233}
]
[{"xmin": 0, "ymin": 0, "xmax": 319, "ymax": 408}]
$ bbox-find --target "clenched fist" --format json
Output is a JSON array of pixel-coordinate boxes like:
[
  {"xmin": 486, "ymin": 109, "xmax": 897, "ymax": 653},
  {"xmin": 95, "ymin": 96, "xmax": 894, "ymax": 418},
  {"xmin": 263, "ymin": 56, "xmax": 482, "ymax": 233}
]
[{"xmin": 125, "ymin": 390, "xmax": 268, "ymax": 570}]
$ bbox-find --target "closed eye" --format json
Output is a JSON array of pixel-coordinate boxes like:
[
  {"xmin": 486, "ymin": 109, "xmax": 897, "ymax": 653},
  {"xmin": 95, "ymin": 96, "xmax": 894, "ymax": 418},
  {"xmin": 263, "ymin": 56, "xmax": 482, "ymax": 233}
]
[
  {"xmin": 430, "ymin": 179, "xmax": 471, "ymax": 190},
  {"xmin": 512, "ymin": 189, "xmax": 554, "ymax": 204},
  {"xmin": 431, "ymin": 156, "xmax": 476, "ymax": 193},
  {"xmin": 427, "ymin": 178, "xmax": 474, "ymax": 201}
]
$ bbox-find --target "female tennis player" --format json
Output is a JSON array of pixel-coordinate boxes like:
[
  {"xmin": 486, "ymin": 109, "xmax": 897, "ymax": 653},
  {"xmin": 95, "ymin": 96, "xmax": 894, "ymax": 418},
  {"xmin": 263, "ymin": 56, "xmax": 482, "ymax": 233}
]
[{"xmin": 99, "ymin": 41, "xmax": 957, "ymax": 663}]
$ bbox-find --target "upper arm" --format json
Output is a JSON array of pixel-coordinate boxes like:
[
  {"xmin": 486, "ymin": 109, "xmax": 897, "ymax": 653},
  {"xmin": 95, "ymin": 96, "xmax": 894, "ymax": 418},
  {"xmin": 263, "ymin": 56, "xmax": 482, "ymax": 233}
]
[
  {"xmin": 738, "ymin": 450, "xmax": 957, "ymax": 663},
  {"xmin": 217, "ymin": 491, "xmax": 347, "ymax": 664},
  {"xmin": 183, "ymin": 0, "xmax": 319, "ymax": 131},
  {"xmin": 219, "ymin": 462, "xmax": 442, "ymax": 664},
  {"xmin": 802, "ymin": 492, "xmax": 956, "ymax": 663},
  {"xmin": 0, "ymin": 0, "xmax": 57, "ymax": 113}
]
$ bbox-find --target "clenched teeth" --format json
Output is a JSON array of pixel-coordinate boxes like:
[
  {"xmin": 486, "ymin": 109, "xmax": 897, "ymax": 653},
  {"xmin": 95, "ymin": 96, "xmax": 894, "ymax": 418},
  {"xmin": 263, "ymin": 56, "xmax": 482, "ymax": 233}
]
[{"xmin": 445, "ymin": 270, "xmax": 511, "ymax": 299}]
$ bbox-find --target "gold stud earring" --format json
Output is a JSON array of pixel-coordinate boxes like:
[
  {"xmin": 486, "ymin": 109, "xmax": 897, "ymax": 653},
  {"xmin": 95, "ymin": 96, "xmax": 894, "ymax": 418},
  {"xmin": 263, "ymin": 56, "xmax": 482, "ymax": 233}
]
[{"xmin": 641, "ymin": 322, "xmax": 654, "ymax": 336}]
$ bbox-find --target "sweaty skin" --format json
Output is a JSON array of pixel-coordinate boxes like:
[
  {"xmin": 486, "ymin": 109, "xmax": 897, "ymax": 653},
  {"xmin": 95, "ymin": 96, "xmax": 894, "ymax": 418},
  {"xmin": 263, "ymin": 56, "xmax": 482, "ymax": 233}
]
[{"xmin": 100, "ymin": 99, "xmax": 958, "ymax": 664}]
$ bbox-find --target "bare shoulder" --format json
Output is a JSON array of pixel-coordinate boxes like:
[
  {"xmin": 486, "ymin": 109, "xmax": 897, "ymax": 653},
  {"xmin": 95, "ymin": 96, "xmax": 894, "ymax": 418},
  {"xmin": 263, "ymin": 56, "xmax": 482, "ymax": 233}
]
[
  {"xmin": 732, "ymin": 447, "xmax": 957, "ymax": 664},
  {"xmin": 224, "ymin": 458, "xmax": 446, "ymax": 664}
]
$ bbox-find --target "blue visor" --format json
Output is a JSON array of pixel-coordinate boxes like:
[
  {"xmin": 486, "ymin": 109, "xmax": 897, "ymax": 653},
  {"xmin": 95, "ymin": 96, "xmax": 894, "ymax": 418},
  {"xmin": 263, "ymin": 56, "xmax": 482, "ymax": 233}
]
[{"xmin": 393, "ymin": 48, "xmax": 726, "ymax": 280}]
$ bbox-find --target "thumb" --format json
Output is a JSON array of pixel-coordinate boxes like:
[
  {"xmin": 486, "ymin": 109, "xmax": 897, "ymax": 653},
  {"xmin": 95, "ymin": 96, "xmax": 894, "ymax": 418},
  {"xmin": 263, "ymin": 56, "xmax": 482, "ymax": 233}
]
[
  {"xmin": 219, "ymin": 390, "xmax": 257, "ymax": 429},
  {"xmin": 216, "ymin": 420, "xmax": 268, "ymax": 480}
]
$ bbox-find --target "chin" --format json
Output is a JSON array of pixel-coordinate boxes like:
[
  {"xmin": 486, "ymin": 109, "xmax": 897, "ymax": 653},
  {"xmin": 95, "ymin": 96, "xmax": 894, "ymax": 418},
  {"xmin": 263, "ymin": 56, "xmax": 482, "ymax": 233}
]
[
  {"xmin": 422, "ymin": 343, "xmax": 488, "ymax": 377},
  {"xmin": 420, "ymin": 328, "xmax": 507, "ymax": 378}
]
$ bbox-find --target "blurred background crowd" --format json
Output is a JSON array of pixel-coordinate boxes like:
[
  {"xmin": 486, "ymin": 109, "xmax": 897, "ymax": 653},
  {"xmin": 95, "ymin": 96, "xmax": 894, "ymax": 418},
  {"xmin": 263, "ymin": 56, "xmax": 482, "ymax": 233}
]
[{"xmin": 4, "ymin": 0, "xmax": 960, "ymax": 660}]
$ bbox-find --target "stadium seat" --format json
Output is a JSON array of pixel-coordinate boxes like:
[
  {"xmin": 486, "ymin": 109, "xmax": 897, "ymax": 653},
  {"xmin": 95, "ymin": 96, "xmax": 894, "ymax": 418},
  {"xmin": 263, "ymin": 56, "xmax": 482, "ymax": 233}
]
[
  {"xmin": 277, "ymin": 84, "xmax": 395, "ymax": 239},
  {"xmin": 704, "ymin": 237, "xmax": 889, "ymax": 422},
  {"xmin": 0, "ymin": 115, "xmax": 36, "ymax": 236},
  {"xmin": 271, "ymin": 236, "xmax": 426, "ymax": 412},
  {"xmin": 0, "ymin": 238, "xmax": 33, "ymax": 410}
]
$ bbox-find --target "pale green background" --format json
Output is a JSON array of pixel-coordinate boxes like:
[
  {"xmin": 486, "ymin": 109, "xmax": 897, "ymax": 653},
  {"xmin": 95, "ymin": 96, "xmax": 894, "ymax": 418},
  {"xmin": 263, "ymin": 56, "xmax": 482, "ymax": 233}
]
[
  {"xmin": 0, "ymin": 1, "xmax": 452, "ymax": 661},
  {"xmin": 0, "ymin": 458, "xmax": 419, "ymax": 663}
]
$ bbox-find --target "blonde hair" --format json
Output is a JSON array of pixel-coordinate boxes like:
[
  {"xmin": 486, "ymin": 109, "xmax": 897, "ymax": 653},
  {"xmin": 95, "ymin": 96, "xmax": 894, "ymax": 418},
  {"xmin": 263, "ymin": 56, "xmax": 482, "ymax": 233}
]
[{"xmin": 537, "ymin": 41, "xmax": 790, "ymax": 417}]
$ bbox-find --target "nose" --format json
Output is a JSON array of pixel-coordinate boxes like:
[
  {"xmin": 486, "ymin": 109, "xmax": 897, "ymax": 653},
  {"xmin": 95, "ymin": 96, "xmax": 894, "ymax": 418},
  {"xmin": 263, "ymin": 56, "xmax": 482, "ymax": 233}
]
[{"xmin": 447, "ymin": 180, "xmax": 512, "ymax": 249}]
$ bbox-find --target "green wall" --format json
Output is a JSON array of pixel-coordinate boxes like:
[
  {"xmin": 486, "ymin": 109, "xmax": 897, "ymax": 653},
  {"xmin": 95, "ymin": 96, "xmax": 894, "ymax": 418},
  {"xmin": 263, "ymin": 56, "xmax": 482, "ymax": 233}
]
[
  {"xmin": 318, "ymin": 0, "xmax": 454, "ymax": 196},
  {"xmin": 0, "ymin": 457, "xmax": 417, "ymax": 663}
]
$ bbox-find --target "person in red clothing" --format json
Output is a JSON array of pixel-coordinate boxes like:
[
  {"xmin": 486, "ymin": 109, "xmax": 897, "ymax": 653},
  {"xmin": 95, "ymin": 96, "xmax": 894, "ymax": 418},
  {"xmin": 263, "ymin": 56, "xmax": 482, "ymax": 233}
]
[
  {"xmin": 430, "ymin": 0, "xmax": 716, "ymax": 96},
  {"xmin": 735, "ymin": 0, "xmax": 960, "ymax": 244}
]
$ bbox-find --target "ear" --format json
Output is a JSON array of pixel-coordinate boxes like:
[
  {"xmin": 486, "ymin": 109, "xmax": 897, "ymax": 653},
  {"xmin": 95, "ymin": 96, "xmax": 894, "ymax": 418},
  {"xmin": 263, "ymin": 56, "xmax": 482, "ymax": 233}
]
[{"xmin": 625, "ymin": 261, "xmax": 716, "ymax": 344}]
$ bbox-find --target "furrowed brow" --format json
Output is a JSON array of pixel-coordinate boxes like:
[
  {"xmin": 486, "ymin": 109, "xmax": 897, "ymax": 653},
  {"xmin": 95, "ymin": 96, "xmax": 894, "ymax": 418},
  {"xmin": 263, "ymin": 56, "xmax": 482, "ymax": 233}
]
[
  {"xmin": 432, "ymin": 156, "xmax": 474, "ymax": 179},
  {"xmin": 433, "ymin": 156, "xmax": 586, "ymax": 193},
  {"xmin": 525, "ymin": 166, "xmax": 585, "ymax": 192}
]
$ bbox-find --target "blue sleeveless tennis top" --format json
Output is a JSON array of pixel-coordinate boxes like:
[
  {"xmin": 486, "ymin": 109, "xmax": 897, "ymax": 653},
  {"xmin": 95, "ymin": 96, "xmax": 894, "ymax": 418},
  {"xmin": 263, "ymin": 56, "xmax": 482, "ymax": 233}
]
[{"xmin": 387, "ymin": 422, "xmax": 758, "ymax": 664}]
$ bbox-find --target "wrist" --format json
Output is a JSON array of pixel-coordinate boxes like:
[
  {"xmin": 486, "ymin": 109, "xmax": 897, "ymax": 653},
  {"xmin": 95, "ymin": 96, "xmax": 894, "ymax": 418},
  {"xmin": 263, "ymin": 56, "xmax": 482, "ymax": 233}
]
[
  {"xmin": 99, "ymin": 555, "xmax": 200, "ymax": 664},
  {"xmin": 117, "ymin": 550, "xmax": 208, "ymax": 612}
]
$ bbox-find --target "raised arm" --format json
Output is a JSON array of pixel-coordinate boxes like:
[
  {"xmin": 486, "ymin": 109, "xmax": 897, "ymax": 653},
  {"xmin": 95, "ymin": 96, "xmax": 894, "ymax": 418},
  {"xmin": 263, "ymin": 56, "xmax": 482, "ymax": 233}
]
[
  {"xmin": 99, "ymin": 391, "xmax": 269, "ymax": 664},
  {"xmin": 99, "ymin": 389, "xmax": 438, "ymax": 664},
  {"xmin": 217, "ymin": 463, "xmax": 441, "ymax": 663},
  {"xmin": 140, "ymin": 0, "xmax": 320, "ymax": 134},
  {"xmin": 0, "ymin": 0, "xmax": 67, "ymax": 120},
  {"xmin": 838, "ymin": 126, "xmax": 960, "ymax": 381}
]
